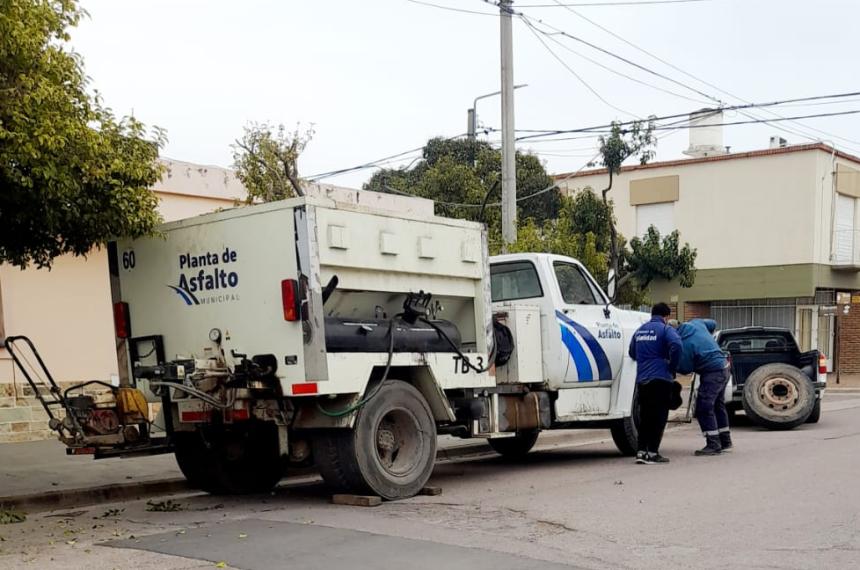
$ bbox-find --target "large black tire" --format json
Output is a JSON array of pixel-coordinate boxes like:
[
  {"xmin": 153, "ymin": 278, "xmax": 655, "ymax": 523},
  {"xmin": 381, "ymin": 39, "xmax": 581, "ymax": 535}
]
[
  {"xmin": 488, "ymin": 429, "xmax": 539, "ymax": 459},
  {"xmin": 742, "ymin": 364, "xmax": 815, "ymax": 430},
  {"xmin": 806, "ymin": 398, "xmax": 822, "ymax": 424},
  {"xmin": 312, "ymin": 380, "xmax": 437, "ymax": 500},
  {"xmin": 174, "ymin": 422, "xmax": 283, "ymax": 494},
  {"xmin": 610, "ymin": 390, "xmax": 639, "ymax": 456},
  {"xmin": 173, "ymin": 431, "xmax": 215, "ymax": 491}
]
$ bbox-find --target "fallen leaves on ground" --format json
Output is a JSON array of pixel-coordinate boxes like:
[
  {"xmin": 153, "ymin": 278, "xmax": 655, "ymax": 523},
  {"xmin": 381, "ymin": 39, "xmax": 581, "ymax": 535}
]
[
  {"xmin": 145, "ymin": 500, "xmax": 183, "ymax": 512},
  {"xmin": 0, "ymin": 510, "xmax": 26, "ymax": 525}
]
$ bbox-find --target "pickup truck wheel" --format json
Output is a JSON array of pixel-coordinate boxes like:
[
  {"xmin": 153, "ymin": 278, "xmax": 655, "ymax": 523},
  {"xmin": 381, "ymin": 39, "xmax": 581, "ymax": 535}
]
[
  {"xmin": 488, "ymin": 429, "xmax": 539, "ymax": 459},
  {"xmin": 805, "ymin": 398, "xmax": 822, "ymax": 424},
  {"xmin": 313, "ymin": 380, "xmax": 437, "ymax": 500},
  {"xmin": 742, "ymin": 364, "xmax": 815, "ymax": 430},
  {"xmin": 610, "ymin": 390, "xmax": 639, "ymax": 456}
]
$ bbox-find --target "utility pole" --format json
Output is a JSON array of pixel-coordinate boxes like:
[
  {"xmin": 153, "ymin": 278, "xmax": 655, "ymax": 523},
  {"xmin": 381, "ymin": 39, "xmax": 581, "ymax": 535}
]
[{"xmin": 499, "ymin": 0, "xmax": 517, "ymax": 249}]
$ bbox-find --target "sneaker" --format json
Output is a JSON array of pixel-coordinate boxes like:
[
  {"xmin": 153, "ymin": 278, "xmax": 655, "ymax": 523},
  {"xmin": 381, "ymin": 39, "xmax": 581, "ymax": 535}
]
[
  {"xmin": 635, "ymin": 451, "xmax": 654, "ymax": 465},
  {"xmin": 649, "ymin": 453, "xmax": 670, "ymax": 463}
]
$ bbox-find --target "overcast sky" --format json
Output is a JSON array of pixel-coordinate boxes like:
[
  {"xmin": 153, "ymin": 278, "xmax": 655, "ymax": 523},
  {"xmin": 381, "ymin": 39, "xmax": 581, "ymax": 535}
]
[{"xmin": 72, "ymin": 0, "xmax": 860, "ymax": 189}]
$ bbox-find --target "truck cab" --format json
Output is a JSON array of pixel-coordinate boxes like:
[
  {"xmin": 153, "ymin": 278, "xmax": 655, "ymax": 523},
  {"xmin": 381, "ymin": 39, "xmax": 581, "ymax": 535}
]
[{"xmin": 490, "ymin": 253, "xmax": 649, "ymax": 453}]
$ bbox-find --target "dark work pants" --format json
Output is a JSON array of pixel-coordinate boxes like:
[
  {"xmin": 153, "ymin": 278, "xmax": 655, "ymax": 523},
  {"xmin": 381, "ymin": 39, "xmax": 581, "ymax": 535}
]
[
  {"xmin": 696, "ymin": 368, "xmax": 731, "ymax": 436},
  {"xmin": 637, "ymin": 380, "xmax": 673, "ymax": 454}
]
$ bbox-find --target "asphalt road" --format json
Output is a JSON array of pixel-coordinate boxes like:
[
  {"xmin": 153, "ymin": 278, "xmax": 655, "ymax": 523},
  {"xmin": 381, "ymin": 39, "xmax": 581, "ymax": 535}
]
[{"xmin": 2, "ymin": 393, "xmax": 859, "ymax": 570}]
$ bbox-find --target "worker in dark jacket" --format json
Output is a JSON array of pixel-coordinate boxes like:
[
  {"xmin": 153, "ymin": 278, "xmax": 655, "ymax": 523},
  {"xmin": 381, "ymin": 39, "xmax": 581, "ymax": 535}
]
[
  {"xmin": 675, "ymin": 318, "xmax": 731, "ymax": 456},
  {"xmin": 628, "ymin": 302, "xmax": 683, "ymax": 464}
]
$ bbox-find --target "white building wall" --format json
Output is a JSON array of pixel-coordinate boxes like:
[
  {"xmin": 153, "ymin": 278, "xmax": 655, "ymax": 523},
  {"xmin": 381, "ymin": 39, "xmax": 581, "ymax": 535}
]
[{"xmin": 559, "ymin": 150, "xmax": 825, "ymax": 270}]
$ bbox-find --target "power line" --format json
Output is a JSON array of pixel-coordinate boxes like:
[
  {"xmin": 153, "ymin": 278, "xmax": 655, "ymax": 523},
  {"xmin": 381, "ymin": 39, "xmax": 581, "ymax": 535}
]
[
  {"xmin": 520, "ymin": 0, "xmax": 712, "ymax": 6},
  {"xmin": 501, "ymin": 6, "xmax": 723, "ymax": 103},
  {"xmin": 523, "ymin": 16, "xmax": 711, "ymax": 105},
  {"xmin": 404, "ymin": 0, "xmax": 497, "ymax": 16},
  {"xmin": 513, "ymin": 92, "xmax": 860, "ymax": 140},
  {"xmin": 521, "ymin": 17, "xmax": 638, "ymax": 117},
  {"xmin": 544, "ymin": 0, "xmax": 860, "ymax": 149}
]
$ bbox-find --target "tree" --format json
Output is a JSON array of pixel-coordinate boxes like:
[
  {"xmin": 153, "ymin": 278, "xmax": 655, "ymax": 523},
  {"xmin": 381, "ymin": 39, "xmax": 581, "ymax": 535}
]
[
  {"xmin": 0, "ymin": 0, "xmax": 166, "ymax": 269},
  {"xmin": 598, "ymin": 119, "xmax": 656, "ymax": 288},
  {"xmin": 232, "ymin": 123, "xmax": 314, "ymax": 203},
  {"xmin": 364, "ymin": 137, "xmax": 561, "ymax": 241}
]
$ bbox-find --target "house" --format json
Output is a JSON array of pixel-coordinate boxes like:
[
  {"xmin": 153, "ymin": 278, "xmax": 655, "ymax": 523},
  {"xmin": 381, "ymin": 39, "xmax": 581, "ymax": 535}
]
[
  {"xmin": 556, "ymin": 120, "xmax": 860, "ymax": 381},
  {"xmin": 0, "ymin": 159, "xmax": 245, "ymax": 442}
]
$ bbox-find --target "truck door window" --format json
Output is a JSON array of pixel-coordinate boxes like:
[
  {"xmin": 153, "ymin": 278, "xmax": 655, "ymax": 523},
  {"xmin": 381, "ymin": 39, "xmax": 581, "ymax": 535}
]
[
  {"xmin": 553, "ymin": 262, "xmax": 598, "ymax": 305},
  {"xmin": 490, "ymin": 261, "xmax": 543, "ymax": 302}
]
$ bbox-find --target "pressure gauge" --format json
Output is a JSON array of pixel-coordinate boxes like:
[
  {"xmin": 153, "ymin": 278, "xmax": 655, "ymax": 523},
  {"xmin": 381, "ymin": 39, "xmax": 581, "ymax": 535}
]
[{"xmin": 209, "ymin": 328, "xmax": 222, "ymax": 344}]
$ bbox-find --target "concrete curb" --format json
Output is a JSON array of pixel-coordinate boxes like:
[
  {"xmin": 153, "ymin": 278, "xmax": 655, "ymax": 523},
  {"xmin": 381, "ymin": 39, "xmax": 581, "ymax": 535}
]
[
  {"xmin": 0, "ymin": 441, "xmax": 498, "ymax": 514},
  {"xmin": 0, "ymin": 478, "xmax": 192, "ymax": 514}
]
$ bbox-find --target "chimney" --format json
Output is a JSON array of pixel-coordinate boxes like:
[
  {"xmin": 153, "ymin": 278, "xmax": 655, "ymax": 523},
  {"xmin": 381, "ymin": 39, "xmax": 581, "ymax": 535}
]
[
  {"xmin": 769, "ymin": 136, "xmax": 788, "ymax": 149},
  {"xmin": 683, "ymin": 109, "xmax": 729, "ymax": 158}
]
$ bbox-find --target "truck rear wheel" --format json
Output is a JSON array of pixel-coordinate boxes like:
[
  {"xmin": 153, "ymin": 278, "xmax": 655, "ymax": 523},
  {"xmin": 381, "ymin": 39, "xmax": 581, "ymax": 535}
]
[
  {"xmin": 313, "ymin": 380, "xmax": 437, "ymax": 500},
  {"xmin": 174, "ymin": 422, "xmax": 283, "ymax": 494},
  {"xmin": 488, "ymin": 429, "xmax": 539, "ymax": 459},
  {"xmin": 742, "ymin": 364, "xmax": 815, "ymax": 430},
  {"xmin": 610, "ymin": 390, "xmax": 639, "ymax": 456}
]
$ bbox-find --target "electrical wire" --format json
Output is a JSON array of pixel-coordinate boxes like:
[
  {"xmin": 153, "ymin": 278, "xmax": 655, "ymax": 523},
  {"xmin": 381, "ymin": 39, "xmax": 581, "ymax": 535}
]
[
  {"xmin": 525, "ymin": 16, "xmax": 712, "ymax": 106},
  {"xmin": 405, "ymin": 0, "xmax": 497, "ymax": 16},
  {"xmin": 542, "ymin": 0, "xmax": 860, "ymax": 149},
  {"xmin": 521, "ymin": 16, "xmax": 638, "ymax": 117},
  {"xmin": 520, "ymin": 0, "xmax": 712, "ymax": 6},
  {"xmin": 511, "ymin": 9, "xmax": 722, "ymax": 103}
]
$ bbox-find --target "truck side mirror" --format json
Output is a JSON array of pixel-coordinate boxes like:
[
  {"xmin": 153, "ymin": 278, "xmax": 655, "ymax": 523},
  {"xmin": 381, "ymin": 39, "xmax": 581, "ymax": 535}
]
[{"xmin": 606, "ymin": 269, "xmax": 617, "ymax": 302}]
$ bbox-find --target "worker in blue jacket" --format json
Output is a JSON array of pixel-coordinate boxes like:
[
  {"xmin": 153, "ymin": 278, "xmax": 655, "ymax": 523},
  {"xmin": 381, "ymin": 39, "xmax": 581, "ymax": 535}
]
[
  {"xmin": 628, "ymin": 302, "xmax": 683, "ymax": 465},
  {"xmin": 675, "ymin": 318, "xmax": 732, "ymax": 455}
]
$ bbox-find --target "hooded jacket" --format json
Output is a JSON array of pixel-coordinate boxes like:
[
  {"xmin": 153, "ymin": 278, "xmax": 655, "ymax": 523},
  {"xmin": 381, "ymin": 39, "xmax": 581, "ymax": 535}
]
[{"xmin": 676, "ymin": 319, "xmax": 727, "ymax": 375}]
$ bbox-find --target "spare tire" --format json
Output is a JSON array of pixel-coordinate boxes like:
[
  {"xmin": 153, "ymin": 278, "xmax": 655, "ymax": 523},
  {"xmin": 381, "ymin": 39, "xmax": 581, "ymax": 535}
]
[{"xmin": 742, "ymin": 364, "xmax": 814, "ymax": 430}]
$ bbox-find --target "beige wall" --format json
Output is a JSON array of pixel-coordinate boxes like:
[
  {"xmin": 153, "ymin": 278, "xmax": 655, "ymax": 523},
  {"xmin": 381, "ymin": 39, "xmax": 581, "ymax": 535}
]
[
  {"xmin": 559, "ymin": 150, "xmax": 828, "ymax": 270},
  {"xmin": 0, "ymin": 183, "xmax": 240, "ymax": 388}
]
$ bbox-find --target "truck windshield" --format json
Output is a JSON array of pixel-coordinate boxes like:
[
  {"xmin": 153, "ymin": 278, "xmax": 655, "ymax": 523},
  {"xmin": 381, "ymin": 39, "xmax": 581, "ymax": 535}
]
[
  {"xmin": 553, "ymin": 262, "xmax": 599, "ymax": 305},
  {"xmin": 490, "ymin": 261, "xmax": 543, "ymax": 302}
]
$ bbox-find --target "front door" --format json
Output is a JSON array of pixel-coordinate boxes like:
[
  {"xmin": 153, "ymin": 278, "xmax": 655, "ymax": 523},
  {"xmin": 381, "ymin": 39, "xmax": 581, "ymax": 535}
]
[{"xmin": 551, "ymin": 260, "xmax": 624, "ymax": 386}]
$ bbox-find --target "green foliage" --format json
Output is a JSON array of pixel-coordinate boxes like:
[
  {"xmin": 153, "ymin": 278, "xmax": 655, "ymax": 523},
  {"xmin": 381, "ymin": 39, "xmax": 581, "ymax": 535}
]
[
  {"xmin": 364, "ymin": 134, "xmax": 695, "ymax": 303},
  {"xmin": 598, "ymin": 119, "xmax": 656, "ymax": 175},
  {"xmin": 232, "ymin": 122, "xmax": 314, "ymax": 203},
  {"xmin": 507, "ymin": 196, "xmax": 608, "ymax": 283},
  {"xmin": 0, "ymin": 0, "xmax": 166, "ymax": 269},
  {"xmin": 627, "ymin": 227, "xmax": 697, "ymax": 288},
  {"xmin": 365, "ymin": 137, "xmax": 560, "ymax": 235}
]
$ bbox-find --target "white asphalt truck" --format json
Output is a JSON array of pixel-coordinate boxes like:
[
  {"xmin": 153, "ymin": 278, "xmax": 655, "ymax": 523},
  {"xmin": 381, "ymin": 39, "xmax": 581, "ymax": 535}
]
[{"xmin": 5, "ymin": 194, "xmax": 653, "ymax": 500}]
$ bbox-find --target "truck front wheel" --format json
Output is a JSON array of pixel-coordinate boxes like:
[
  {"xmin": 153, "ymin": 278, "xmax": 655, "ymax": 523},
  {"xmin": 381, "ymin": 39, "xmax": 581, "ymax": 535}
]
[
  {"xmin": 610, "ymin": 390, "xmax": 639, "ymax": 456},
  {"xmin": 313, "ymin": 380, "xmax": 437, "ymax": 500}
]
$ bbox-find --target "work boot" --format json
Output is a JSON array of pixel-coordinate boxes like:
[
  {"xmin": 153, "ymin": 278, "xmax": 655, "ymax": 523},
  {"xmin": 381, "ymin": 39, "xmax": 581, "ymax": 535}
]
[
  {"xmin": 719, "ymin": 432, "xmax": 733, "ymax": 452},
  {"xmin": 694, "ymin": 435, "xmax": 722, "ymax": 456}
]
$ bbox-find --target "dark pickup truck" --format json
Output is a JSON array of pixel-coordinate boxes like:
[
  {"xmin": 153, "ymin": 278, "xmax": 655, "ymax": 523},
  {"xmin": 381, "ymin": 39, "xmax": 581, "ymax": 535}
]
[{"xmin": 715, "ymin": 327, "xmax": 826, "ymax": 430}]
